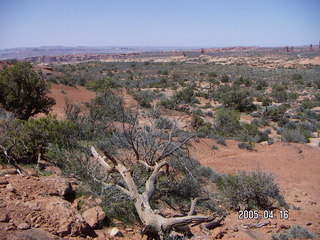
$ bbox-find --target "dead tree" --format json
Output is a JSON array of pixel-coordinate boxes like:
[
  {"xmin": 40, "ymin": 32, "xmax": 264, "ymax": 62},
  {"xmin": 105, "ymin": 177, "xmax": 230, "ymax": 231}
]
[{"xmin": 89, "ymin": 121, "xmax": 219, "ymax": 239}]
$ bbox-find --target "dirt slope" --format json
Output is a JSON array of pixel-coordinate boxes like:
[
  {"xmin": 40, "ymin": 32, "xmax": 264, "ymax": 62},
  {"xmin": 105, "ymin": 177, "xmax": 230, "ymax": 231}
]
[{"xmin": 37, "ymin": 84, "xmax": 95, "ymax": 119}]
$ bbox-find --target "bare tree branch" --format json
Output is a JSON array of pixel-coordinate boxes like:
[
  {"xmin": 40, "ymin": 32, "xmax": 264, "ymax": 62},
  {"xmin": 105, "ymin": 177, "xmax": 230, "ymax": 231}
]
[
  {"xmin": 188, "ymin": 197, "xmax": 209, "ymax": 216},
  {"xmin": 144, "ymin": 161, "xmax": 169, "ymax": 200},
  {"xmin": 90, "ymin": 146, "xmax": 114, "ymax": 172}
]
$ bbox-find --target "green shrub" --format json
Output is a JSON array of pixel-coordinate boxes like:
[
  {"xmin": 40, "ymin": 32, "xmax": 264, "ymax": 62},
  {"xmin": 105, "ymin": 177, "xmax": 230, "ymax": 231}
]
[
  {"xmin": 0, "ymin": 116, "xmax": 76, "ymax": 163},
  {"xmin": 208, "ymin": 72, "xmax": 217, "ymax": 78},
  {"xmin": 173, "ymin": 87, "xmax": 200, "ymax": 104},
  {"xmin": 217, "ymin": 171, "xmax": 285, "ymax": 210},
  {"xmin": 89, "ymin": 91, "xmax": 127, "ymax": 122},
  {"xmin": 291, "ymin": 73, "xmax": 303, "ymax": 80},
  {"xmin": 280, "ymin": 128, "xmax": 310, "ymax": 143},
  {"xmin": 238, "ymin": 123, "xmax": 269, "ymax": 143},
  {"xmin": 215, "ymin": 136, "xmax": 227, "ymax": 146},
  {"xmin": 262, "ymin": 105, "xmax": 287, "ymax": 122},
  {"xmin": 262, "ymin": 97, "xmax": 273, "ymax": 106},
  {"xmin": 272, "ymin": 225, "xmax": 316, "ymax": 240},
  {"xmin": 130, "ymin": 90, "xmax": 155, "ymax": 108},
  {"xmin": 255, "ymin": 80, "xmax": 268, "ymax": 90},
  {"xmin": 271, "ymin": 84, "xmax": 289, "ymax": 103},
  {"xmin": 85, "ymin": 78, "xmax": 115, "ymax": 91},
  {"xmin": 196, "ymin": 123, "xmax": 213, "ymax": 137},
  {"xmin": 220, "ymin": 75, "xmax": 229, "ymax": 83},
  {"xmin": 0, "ymin": 62, "xmax": 56, "ymax": 120},
  {"xmin": 190, "ymin": 114, "xmax": 204, "ymax": 130},
  {"xmin": 155, "ymin": 118, "xmax": 173, "ymax": 129},
  {"xmin": 237, "ymin": 142, "xmax": 254, "ymax": 150},
  {"xmin": 159, "ymin": 98, "xmax": 176, "ymax": 110},
  {"xmin": 214, "ymin": 108, "xmax": 241, "ymax": 136},
  {"xmin": 147, "ymin": 107, "xmax": 161, "ymax": 119},
  {"xmin": 220, "ymin": 89, "xmax": 256, "ymax": 112}
]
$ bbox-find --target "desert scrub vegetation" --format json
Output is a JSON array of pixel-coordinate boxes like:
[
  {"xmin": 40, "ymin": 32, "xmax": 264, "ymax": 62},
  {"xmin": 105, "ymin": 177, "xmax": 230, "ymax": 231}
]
[
  {"xmin": 220, "ymin": 89, "xmax": 257, "ymax": 112},
  {"xmin": 129, "ymin": 89, "xmax": 156, "ymax": 108},
  {"xmin": 1, "ymin": 58, "xmax": 306, "ymax": 238},
  {"xmin": 213, "ymin": 108, "xmax": 241, "ymax": 137},
  {"xmin": 0, "ymin": 62, "xmax": 56, "ymax": 120},
  {"xmin": 217, "ymin": 171, "xmax": 286, "ymax": 210},
  {"xmin": 272, "ymin": 225, "xmax": 317, "ymax": 240},
  {"xmin": 278, "ymin": 121, "xmax": 314, "ymax": 143}
]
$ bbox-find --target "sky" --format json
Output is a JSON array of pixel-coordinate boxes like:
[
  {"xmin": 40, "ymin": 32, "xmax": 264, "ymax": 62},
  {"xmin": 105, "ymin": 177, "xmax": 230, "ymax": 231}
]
[{"xmin": 0, "ymin": 0, "xmax": 319, "ymax": 49}]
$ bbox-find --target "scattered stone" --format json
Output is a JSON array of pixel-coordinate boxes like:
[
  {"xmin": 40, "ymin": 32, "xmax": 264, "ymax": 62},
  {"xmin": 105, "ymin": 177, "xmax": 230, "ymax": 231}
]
[
  {"xmin": 0, "ymin": 180, "xmax": 9, "ymax": 185},
  {"xmin": 306, "ymin": 222, "xmax": 312, "ymax": 226},
  {"xmin": 303, "ymin": 192, "xmax": 307, "ymax": 196},
  {"xmin": 215, "ymin": 231, "xmax": 226, "ymax": 239},
  {"xmin": 109, "ymin": 227, "xmax": 124, "ymax": 238},
  {"xmin": 294, "ymin": 147, "xmax": 302, "ymax": 153},
  {"xmin": 295, "ymin": 199, "xmax": 302, "ymax": 203},
  {"xmin": 18, "ymin": 222, "xmax": 31, "ymax": 230},
  {"xmin": 0, "ymin": 212, "xmax": 10, "ymax": 222},
  {"xmin": 232, "ymin": 227, "xmax": 239, "ymax": 232},
  {"xmin": 82, "ymin": 206, "xmax": 106, "ymax": 228},
  {"xmin": 279, "ymin": 224, "xmax": 290, "ymax": 229},
  {"xmin": 309, "ymin": 201, "xmax": 317, "ymax": 205},
  {"xmin": 6, "ymin": 183, "xmax": 15, "ymax": 192},
  {"xmin": 277, "ymin": 225, "xmax": 290, "ymax": 232},
  {"xmin": 7, "ymin": 223, "xmax": 16, "ymax": 231},
  {"xmin": 13, "ymin": 228, "xmax": 56, "ymax": 240}
]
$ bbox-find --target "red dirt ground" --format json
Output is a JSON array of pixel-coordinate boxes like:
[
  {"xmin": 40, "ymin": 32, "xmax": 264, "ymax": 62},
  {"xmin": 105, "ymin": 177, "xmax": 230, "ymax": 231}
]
[
  {"xmin": 38, "ymin": 84, "xmax": 95, "ymax": 119},
  {"xmin": 190, "ymin": 139, "xmax": 320, "ymax": 239}
]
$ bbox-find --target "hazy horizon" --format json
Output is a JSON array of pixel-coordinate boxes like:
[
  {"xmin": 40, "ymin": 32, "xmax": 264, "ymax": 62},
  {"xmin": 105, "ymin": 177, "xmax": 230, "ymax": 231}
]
[{"xmin": 1, "ymin": 0, "xmax": 319, "ymax": 49}]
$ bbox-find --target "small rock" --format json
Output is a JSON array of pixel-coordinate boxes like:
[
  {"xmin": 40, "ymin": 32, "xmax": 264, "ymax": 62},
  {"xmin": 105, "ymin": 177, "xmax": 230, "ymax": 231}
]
[
  {"xmin": 7, "ymin": 223, "xmax": 16, "ymax": 231},
  {"xmin": 14, "ymin": 229, "xmax": 56, "ymax": 240},
  {"xmin": 215, "ymin": 231, "xmax": 226, "ymax": 239},
  {"xmin": 0, "ymin": 180, "xmax": 9, "ymax": 185},
  {"xmin": 6, "ymin": 183, "xmax": 15, "ymax": 192},
  {"xmin": 280, "ymin": 224, "xmax": 290, "ymax": 229},
  {"xmin": 0, "ymin": 168, "xmax": 18, "ymax": 176},
  {"xmin": 125, "ymin": 228, "xmax": 133, "ymax": 232},
  {"xmin": 0, "ymin": 212, "xmax": 10, "ymax": 222},
  {"xmin": 294, "ymin": 146, "xmax": 302, "ymax": 153},
  {"xmin": 232, "ymin": 227, "xmax": 239, "ymax": 232},
  {"xmin": 18, "ymin": 222, "xmax": 31, "ymax": 230},
  {"xmin": 109, "ymin": 227, "xmax": 124, "ymax": 237},
  {"xmin": 306, "ymin": 222, "xmax": 312, "ymax": 226},
  {"xmin": 295, "ymin": 199, "xmax": 302, "ymax": 203},
  {"xmin": 303, "ymin": 192, "xmax": 307, "ymax": 196},
  {"xmin": 82, "ymin": 206, "xmax": 106, "ymax": 228}
]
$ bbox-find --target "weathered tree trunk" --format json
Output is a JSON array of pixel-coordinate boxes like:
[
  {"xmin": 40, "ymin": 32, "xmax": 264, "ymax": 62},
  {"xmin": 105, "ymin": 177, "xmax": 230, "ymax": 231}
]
[{"xmin": 90, "ymin": 147, "xmax": 217, "ymax": 239}]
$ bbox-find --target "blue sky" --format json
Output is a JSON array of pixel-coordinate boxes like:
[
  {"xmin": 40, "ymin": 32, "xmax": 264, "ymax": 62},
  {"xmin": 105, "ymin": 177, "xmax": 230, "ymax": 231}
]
[{"xmin": 0, "ymin": 0, "xmax": 319, "ymax": 49}]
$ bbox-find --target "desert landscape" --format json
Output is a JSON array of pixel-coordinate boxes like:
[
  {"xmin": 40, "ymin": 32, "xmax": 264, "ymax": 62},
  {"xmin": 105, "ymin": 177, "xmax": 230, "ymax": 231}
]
[
  {"xmin": 1, "ymin": 0, "xmax": 320, "ymax": 239},
  {"xmin": 0, "ymin": 46, "xmax": 320, "ymax": 240}
]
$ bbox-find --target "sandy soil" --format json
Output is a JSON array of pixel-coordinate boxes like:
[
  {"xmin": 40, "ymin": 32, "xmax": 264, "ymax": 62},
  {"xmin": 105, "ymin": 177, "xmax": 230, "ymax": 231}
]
[
  {"xmin": 190, "ymin": 139, "xmax": 320, "ymax": 239},
  {"xmin": 38, "ymin": 84, "xmax": 95, "ymax": 119}
]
